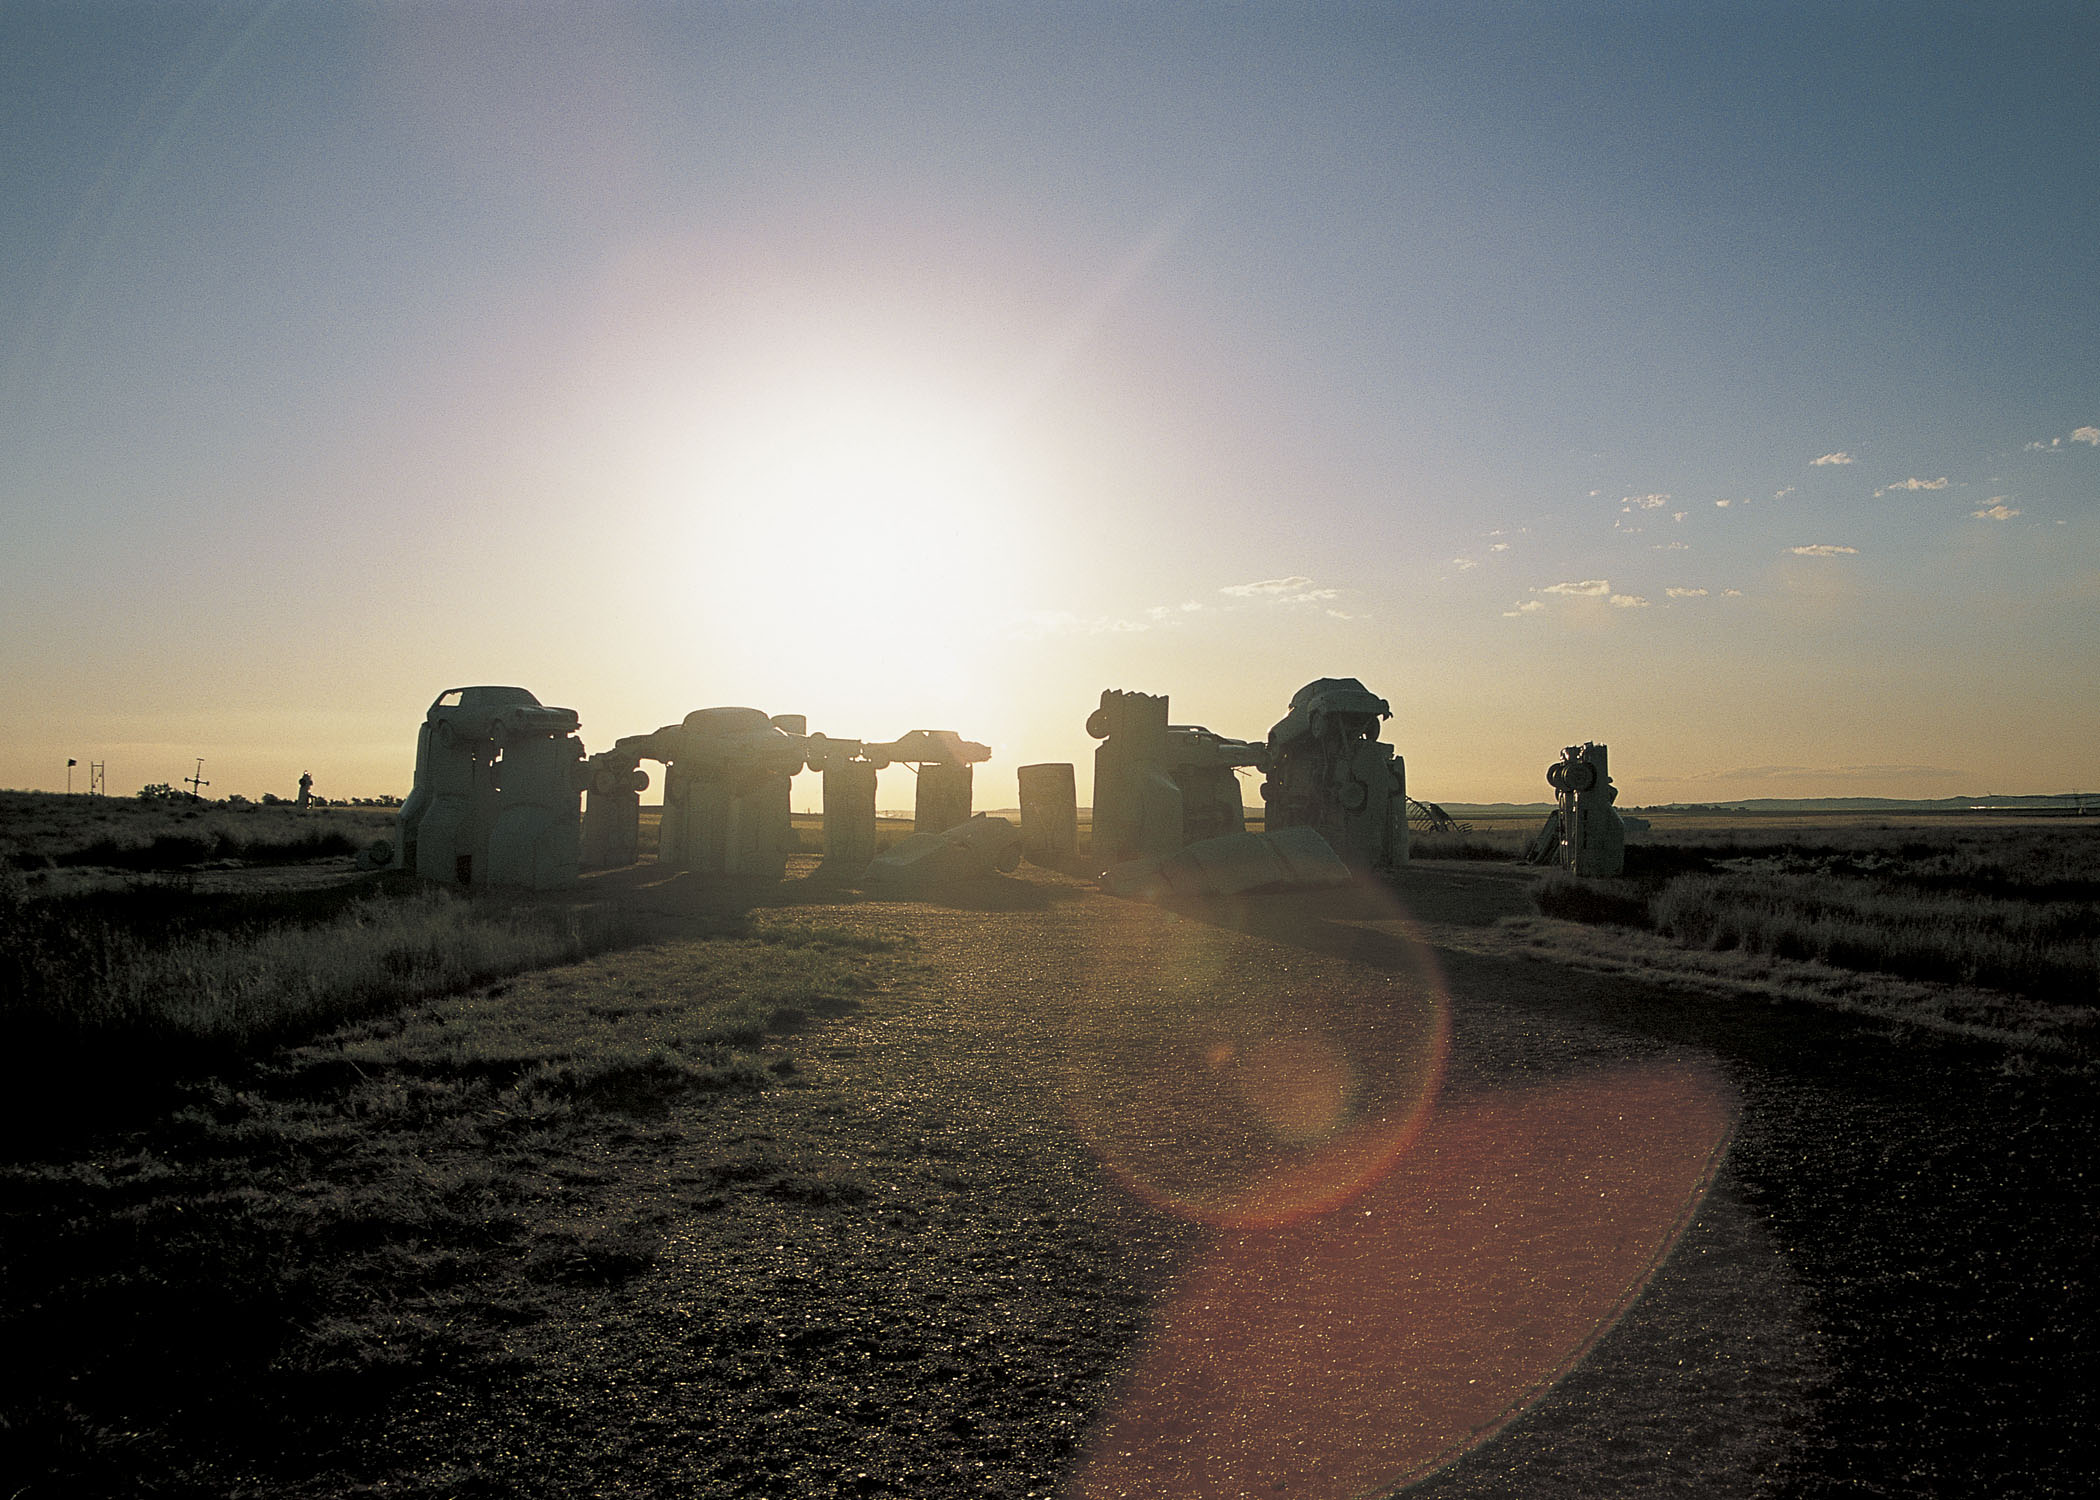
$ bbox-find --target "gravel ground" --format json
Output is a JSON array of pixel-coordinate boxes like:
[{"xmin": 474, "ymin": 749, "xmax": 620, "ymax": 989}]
[
  {"xmin": 6, "ymin": 859, "xmax": 2090, "ymax": 1498},
  {"xmin": 346, "ymin": 864, "xmax": 2097, "ymax": 1496}
]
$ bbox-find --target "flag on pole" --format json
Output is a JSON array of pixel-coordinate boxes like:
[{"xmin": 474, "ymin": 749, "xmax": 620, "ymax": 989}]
[{"xmin": 67, "ymin": 759, "xmax": 76, "ymax": 767}]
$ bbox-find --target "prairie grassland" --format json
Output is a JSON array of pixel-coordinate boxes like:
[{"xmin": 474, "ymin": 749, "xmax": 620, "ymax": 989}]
[
  {"xmin": 0, "ymin": 788, "xmax": 397, "ymax": 875},
  {"xmin": 1647, "ymin": 869, "xmax": 2096, "ymax": 999},
  {"xmin": 0, "ymin": 916, "xmax": 922, "ymax": 1494},
  {"xmin": 1, "ymin": 871, "xmax": 643, "ymax": 1059},
  {"xmin": 1518, "ymin": 818, "xmax": 2100, "ymax": 1055},
  {"xmin": 1411, "ymin": 827, "xmax": 1530, "ymax": 860}
]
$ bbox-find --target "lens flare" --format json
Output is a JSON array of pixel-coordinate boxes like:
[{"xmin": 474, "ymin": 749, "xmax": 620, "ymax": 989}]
[
  {"xmin": 1231, "ymin": 1033, "xmax": 1355, "ymax": 1145},
  {"xmin": 1071, "ymin": 1057, "xmax": 1739, "ymax": 1499},
  {"xmin": 1057, "ymin": 880, "xmax": 1449, "ymax": 1228}
]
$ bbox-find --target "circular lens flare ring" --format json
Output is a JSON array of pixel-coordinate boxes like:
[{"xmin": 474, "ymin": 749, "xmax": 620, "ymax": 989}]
[{"xmin": 1058, "ymin": 886, "xmax": 1451, "ymax": 1229}]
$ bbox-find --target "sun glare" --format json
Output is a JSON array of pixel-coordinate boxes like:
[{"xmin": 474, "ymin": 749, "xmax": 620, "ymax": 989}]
[{"xmin": 644, "ymin": 365, "xmax": 1045, "ymax": 708}]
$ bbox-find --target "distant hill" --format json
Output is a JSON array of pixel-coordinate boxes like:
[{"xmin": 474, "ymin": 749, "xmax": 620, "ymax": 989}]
[
  {"xmin": 1629, "ymin": 794, "xmax": 2093, "ymax": 814},
  {"xmin": 1397, "ymin": 795, "xmax": 2093, "ymax": 818},
  {"xmin": 956, "ymin": 795, "xmax": 2092, "ymax": 821}
]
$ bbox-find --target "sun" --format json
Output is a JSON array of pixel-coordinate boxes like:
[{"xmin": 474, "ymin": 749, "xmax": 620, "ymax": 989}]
[
  {"xmin": 639, "ymin": 360, "xmax": 1049, "ymax": 710},
  {"xmin": 718, "ymin": 391, "xmax": 1015, "ymax": 601}
]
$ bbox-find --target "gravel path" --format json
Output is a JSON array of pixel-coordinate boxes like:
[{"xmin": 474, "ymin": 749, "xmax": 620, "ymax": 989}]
[{"xmin": 293, "ymin": 862, "xmax": 2094, "ymax": 1497}]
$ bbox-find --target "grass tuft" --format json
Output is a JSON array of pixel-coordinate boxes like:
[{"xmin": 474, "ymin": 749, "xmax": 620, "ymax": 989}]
[{"xmin": 1532, "ymin": 872, "xmax": 1654, "ymax": 929}]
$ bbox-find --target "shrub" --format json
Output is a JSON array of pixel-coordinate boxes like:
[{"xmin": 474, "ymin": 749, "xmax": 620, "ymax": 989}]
[{"xmin": 1532, "ymin": 873, "xmax": 1653, "ymax": 928}]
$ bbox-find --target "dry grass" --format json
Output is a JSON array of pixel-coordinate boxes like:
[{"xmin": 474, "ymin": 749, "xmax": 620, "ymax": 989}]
[
  {"xmin": 1650, "ymin": 870, "xmax": 2097, "ymax": 1001},
  {"xmin": 1411, "ymin": 827, "xmax": 1530, "ymax": 861},
  {"xmin": 1508, "ymin": 819, "xmax": 2100, "ymax": 1058},
  {"xmin": 0, "ymin": 915, "xmax": 922, "ymax": 1494},
  {"xmin": 0, "ymin": 872, "xmax": 642, "ymax": 1061},
  {"xmin": 0, "ymin": 788, "xmax": 396, "ymax": 870}
]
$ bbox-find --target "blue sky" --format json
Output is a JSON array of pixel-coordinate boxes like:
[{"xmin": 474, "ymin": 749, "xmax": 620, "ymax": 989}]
[{"xmin": 3, "ymin": 1, "xmax": 2095, "ymax": 804}]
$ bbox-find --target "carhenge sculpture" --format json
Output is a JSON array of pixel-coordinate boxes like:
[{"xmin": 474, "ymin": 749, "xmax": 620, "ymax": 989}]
[
  {"xmin": 1084, "ymin": 689, "xmax": 1266, "ymax": 866},
  {"xmin": 800, "ymin": 728, "xmax": 993, "ymax": 881},
  {"xmin": 575, "ymin": 713, "xmax": 992, "ymax": 883},
  {"xmin": 395, "ymin": 675, "xmax": 1421, "ymax": 893},
  {"xmin": 595, "ymin": 709, "xmax": 813, "ymax": 882},
  {"xmin": 1260, "ymin": 677, "xmax": 1409, "ymax": 869},
  {"xmin": 1071, "ymin": 678, "xmax": 1410, "ymax": 875},
  {"xmin": 394, "ymin": 686, "xmax": 587, "ymax": 890}
]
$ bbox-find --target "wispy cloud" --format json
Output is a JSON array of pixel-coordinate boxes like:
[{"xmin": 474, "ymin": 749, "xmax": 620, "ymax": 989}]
[
  {"xmin": 1620, "ymin": 493, "xmax": 1672, "ymax": 511},
  {"xmin": 1450, "ymin": 557, "xmax": 1478, "ymax": 571},
  {"xmin": 1874, "ymin": 476, "xmax": 1949, "ymax": 496},
  {"xmin": 1520, "ymin": 578, "xmax": 1655, "ymax": 611},
  {"xmin": 1811, "ymin": 452, "xmax": 1854, "ymax": 466},
  {"xmin": 1651, "ymin": 541, "xmax": 1689, "ymax": 551},
  {"xmin": 1723, "ymin": 588, "xmax": 1744, "ymax": 596},
  {"xmin": 1714, "ymin": 497, "xmax": 1744, "ymax": 508},
  {"xmin": 1665, "ymin": 587, "xmax": 1708, "ymax": 598},
  {"xmin": 1971, "ymin": 501, "xmax": 2020, "ymax": 521},
  {"xmin": 1488, "ymin": 541, "xmax": 1510, "ymax": 552},
  {"xmin": 1789, "ymin": 544, "xmax": 1858, "ymax": 556},
  {"xmin": 2028, "ymin": 425, "xmax": 2099, "ymax": 450},
  {"xmin": 1220, "ymin": 576, "xmax": 1339, "ymax": 603},
  {"xmin": 1501, "ymin": 599, "xmax": 1546, "ymax": 617},
  {"xmin": 1774, "ymin": 486, "xmax": 1796, "ymax": 500}
]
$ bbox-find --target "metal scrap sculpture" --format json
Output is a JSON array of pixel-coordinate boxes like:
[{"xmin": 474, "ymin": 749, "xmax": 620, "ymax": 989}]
[
  {"xmin": 620, "ymin": 709, "xmax": 811, "ymax": 881},
  {"xmin": 1017, "ymin": 762, "xmax": 1080, "ymax": 867},
  {"xmin": 395, "ymin": 673, "xmax": 1427, "ymax": 896},
  {"xmin": 1525, "ymin": 742, "xmax": 1627, "ymax": 877}
]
